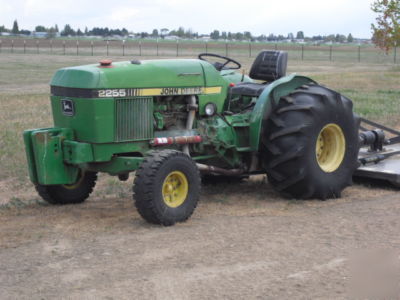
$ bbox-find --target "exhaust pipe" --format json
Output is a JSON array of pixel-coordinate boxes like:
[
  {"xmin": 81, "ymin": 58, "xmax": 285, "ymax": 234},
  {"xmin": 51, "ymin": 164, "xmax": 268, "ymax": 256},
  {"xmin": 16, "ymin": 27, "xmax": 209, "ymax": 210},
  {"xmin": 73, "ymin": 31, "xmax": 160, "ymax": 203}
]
[
  {"xmin": 183, "ymin": 95, "xmax": 197, "ymax": 156},
  {"xmin": 196, "ymin": 163, "xmax": 244, "ymax": 176}
]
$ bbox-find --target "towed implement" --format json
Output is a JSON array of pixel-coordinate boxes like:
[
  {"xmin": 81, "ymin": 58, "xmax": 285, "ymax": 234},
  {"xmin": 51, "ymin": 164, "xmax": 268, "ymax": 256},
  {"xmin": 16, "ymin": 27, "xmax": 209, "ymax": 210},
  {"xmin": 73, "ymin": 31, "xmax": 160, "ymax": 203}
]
[{"xmin": 23, "ymin": 51, "xmax": 400, "ymax": 225}]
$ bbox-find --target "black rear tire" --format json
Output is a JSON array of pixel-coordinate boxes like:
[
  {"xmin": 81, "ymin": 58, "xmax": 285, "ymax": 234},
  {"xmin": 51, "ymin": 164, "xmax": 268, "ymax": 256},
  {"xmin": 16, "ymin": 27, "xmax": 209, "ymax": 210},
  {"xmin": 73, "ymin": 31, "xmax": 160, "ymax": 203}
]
[
  {"xmin": 261, "ymin": 84, "xmax": 359, "ymax": 199},
  {"xmin": 133, "ymin": 150, "xmax": 201, "ymax": 226},
  {"xmin": 36, "ymin": 171, "xmax": 97, "ymax": 204}
]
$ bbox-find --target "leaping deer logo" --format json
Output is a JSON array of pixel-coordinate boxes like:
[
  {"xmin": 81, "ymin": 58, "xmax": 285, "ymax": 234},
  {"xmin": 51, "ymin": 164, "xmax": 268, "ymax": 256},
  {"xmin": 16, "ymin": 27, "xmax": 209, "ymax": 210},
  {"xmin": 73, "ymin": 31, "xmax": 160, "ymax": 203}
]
[
  {"xmin": 62, "ymin": 99, "xmax": 74, "ymax": 116},
  {"xmin": 63, "ymin": 102, "xmax": 71, "ymax": 111}
]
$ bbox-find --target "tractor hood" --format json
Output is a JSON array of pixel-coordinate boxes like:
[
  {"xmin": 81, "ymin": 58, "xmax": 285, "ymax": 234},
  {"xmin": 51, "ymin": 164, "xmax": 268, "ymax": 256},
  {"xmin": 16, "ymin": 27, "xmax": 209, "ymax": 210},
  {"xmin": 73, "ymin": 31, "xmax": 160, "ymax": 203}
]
[{"xmin": 50, "ymin": 59, "xmax": 207, "ymax": 89}]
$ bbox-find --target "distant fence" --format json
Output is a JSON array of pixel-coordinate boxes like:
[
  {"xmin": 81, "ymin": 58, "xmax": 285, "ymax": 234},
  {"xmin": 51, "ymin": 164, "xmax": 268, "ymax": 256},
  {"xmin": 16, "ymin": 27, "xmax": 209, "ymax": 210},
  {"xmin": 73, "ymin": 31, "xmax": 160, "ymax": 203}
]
[{"xmin": 0, "ymin": 38, "xmax": 397, "ymax": 64}]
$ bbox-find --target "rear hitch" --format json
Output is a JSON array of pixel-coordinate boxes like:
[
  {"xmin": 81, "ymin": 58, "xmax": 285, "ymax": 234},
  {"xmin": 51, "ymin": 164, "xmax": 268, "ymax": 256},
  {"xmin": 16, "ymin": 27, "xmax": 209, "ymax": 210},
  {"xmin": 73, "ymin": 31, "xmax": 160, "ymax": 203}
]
[{"xmin": 359, "ymin": 129, "xmax": 386, "ymax": 151}]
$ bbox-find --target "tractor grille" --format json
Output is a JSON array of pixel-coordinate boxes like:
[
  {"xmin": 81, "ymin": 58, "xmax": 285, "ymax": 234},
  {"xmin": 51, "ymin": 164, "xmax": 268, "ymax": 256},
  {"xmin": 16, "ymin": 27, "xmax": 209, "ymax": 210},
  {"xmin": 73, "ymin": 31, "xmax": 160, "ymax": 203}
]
[{"xmin": 115, "ymin": 97, "xmax": 153, "ymax": 142}]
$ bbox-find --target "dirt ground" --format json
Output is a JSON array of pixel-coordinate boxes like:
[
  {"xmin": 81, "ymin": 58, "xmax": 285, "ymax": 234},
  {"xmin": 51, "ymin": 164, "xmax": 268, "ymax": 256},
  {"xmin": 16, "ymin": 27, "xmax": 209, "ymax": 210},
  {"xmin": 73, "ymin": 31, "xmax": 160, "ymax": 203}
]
[
  {"xmin": 1, "ymin": 54, "xmax": 400, "ymax": 299},
  {"xmin": 1, "ymin": 176, "xmax": 400, "ymax": 299}
]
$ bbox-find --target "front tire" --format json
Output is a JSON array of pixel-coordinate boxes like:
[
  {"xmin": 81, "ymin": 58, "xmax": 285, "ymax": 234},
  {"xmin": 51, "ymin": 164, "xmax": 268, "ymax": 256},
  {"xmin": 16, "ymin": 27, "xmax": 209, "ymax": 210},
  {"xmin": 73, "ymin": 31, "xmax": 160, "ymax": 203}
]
[
  {"xmin": 133, "ymin": 150, "xmax": 201, "ymax": 226},
  {"xmin": 261, "ymin": 84, "xmax": 359, "ymax": 199},
  {"xmin": 35, "ymin": 171, "xmax": 97, "ymax": 204}
]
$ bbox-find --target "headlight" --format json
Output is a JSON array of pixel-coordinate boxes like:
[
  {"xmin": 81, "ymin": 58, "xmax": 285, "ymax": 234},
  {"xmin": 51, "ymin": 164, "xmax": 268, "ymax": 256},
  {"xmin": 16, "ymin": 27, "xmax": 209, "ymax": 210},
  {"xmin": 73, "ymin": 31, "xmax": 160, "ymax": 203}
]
[{"xmin": 204, "ymin": 103, "xmax": 217, "ymax": 116}]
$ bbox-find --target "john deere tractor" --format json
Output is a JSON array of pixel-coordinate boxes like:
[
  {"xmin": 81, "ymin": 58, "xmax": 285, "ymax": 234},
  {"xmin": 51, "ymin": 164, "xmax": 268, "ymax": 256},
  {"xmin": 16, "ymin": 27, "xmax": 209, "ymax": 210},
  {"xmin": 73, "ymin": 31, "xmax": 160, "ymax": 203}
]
[{"xmin": 24, "ymin": 51, "xmax": 361, "ymax": 225}]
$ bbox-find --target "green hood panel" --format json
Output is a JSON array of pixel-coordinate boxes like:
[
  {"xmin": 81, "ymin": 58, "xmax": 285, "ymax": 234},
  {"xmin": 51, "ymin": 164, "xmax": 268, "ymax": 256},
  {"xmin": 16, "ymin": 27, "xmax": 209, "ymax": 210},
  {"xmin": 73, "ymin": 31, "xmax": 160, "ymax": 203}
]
[{"xmin": 51, "ymin": 59, "xmax": 206, "ymax": 89}]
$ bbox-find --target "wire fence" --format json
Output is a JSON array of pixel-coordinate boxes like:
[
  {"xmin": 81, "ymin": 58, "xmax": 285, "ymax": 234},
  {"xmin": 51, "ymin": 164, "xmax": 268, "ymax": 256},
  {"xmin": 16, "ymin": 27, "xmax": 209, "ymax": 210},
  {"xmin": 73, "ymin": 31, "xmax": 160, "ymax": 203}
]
[{"xmin": 0, "ymin": 38, "xmax": 397, "ymax": 64}]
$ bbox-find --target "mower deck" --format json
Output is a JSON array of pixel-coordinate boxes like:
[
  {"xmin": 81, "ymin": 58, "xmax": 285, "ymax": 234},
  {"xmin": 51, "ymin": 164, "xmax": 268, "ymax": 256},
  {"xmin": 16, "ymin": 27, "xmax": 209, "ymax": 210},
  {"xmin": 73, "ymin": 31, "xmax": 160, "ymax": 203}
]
[{"xmin": 355, "ymin": 143, "xmax": 400, "ymax": 187}]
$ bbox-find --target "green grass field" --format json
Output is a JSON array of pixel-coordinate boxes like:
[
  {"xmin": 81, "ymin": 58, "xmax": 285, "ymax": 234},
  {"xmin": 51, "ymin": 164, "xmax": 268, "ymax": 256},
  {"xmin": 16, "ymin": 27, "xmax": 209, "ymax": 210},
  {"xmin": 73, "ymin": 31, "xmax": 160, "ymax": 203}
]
[{"xmin": 0, "ymin": 53, "xmax": 399, "ymax": 203}]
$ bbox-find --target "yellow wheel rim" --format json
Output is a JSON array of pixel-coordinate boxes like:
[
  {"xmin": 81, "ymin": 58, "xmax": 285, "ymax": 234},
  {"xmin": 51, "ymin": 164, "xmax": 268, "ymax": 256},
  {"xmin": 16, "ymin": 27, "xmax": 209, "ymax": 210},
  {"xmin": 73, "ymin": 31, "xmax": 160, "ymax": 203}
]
[
  {"xmin": 62, "ymin": 172, "xmax": 84, "ymax": 190},
  {"xmin": 315, "ymin": 123, "xmax": 346, "ymax": 173},
  {"xmin": 162, "ymin": 171, "xmax": 188, "ymax": 208}
]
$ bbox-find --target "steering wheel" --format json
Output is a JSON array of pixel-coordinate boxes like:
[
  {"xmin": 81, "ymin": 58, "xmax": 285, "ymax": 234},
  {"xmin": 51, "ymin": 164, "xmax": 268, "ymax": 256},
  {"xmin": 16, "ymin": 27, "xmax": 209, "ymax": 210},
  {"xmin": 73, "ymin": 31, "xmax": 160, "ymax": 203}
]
[{"xmin": 198, "ymin": 53, "xmax": 241, "ymax": 71}]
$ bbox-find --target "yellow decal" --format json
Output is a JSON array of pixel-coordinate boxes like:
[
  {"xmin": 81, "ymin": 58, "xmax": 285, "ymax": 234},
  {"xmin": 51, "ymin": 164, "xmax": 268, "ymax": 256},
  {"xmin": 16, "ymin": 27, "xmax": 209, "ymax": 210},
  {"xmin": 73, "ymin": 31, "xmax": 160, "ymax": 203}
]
[
  {"xmin": 98, "ymin": 86, "xmax": 222, "ymax": 98},
  {"xmin": 203, "ymin": 87, "xmax": 222, "ymax": 94}
]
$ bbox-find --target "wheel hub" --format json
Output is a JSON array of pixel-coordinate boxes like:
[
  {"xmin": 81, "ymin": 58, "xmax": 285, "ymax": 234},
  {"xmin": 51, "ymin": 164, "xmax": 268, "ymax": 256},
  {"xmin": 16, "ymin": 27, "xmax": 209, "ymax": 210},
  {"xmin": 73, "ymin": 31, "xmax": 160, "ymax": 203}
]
[
  {"xmin": 62, "ymin": 171, "xmax": 84, "ymax": 190},
  {"xmin": 162, "ymin": 171, "xmax": 188, "ymax": 208},
  {"xmin": 315, "ymin": 123, "xmax": 346, "ymax": 173}
]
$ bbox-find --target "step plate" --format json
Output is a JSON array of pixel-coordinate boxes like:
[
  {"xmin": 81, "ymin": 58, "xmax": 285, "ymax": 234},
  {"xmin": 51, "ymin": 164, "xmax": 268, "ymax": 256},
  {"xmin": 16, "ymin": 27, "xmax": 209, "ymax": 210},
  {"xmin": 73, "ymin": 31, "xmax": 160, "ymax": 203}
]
[{"xmin": 355, "ymin": 144, "xmax": 400, "ymax": 187}]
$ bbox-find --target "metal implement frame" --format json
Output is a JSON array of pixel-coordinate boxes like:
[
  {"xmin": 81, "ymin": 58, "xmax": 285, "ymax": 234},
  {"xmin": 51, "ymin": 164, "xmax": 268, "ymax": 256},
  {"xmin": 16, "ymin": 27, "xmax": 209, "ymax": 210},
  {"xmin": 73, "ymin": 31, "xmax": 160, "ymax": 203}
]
[{"xmin": 355, "ymin": 118, "xmax": 400, "ymax": 187}]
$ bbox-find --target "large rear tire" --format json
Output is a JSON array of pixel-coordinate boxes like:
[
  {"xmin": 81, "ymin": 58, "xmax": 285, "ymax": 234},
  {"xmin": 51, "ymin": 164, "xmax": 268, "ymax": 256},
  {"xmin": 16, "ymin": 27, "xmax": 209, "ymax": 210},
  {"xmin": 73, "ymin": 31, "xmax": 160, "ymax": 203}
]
[
  {"xmin": 133, "ymin": 150, "xmax": 201, "ymax": 226},
  {"xmin": 261, "ymin": 84, "xmax": 359, "ymax": 199},
  {"xmin": 35, "ymin": 171, "xmax": 97, "ymax": 204}
]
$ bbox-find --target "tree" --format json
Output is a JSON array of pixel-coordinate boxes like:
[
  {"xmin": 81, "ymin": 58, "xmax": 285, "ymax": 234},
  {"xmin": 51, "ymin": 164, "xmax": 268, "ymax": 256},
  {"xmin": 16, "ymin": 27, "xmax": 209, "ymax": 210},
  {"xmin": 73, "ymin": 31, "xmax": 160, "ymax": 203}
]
[
  {"xmin": 176, "ymin": 26, "xmax": 185, "ymax": 38},
  {"xmin": 61, "ymin": 24, "xmax": 75, "ymax": 36},
  {"xmin": 35, "ymin": 25, "xmax": 46, "ymax": 32},
  {"xmin": 152, "ymin": 29, "xmax": 159, "ymax": 37},
  {"xmin": 244, "ymin": 31, "xmax": 252, "ymax": 40},
  {"xmin": 371, "ymin": 0, "xmax": 400, "ymax": 52},
  {"xmin": 235, "ymin": 32, "xmax": 244, "ymax": 41},
  {"xmin": 337, "ymin": 34, "xmax": 346, "ymax": 43},
  {"xmin": 160, "ymin": 28, "xmax": 169, "ymax": 38},
  {"xmin": 257, "ymin": 34, "xmax": 267, "ymax": 42},
  {"xmin": 12, "ymin": 20, "xmax": 19, "ymax": 34},
  {"xmin": 47, "ymin": 27, "xmax": 57, "ymax": 38},
  {"xmin": 267, "ymin": 33, "xmax": 277, "ymax": 41},
  {"xmin": 184, "ymin": 28, "xmax": 194, "ymax": 39},
  {"xmin": 19, "ymin": 29, "xmax": 31, "ymax": 35},
  {"xmin": 325, "ymin": 34, "xmax": 336, "ymax": 42},
  {"xmin": 210, "ymin": 30, "xmax": 220, "ymax": 40},
  {"xmin": 296, "ymin": 31, "xmax": 304, "ymax": 39},
  {"xmin": 347, "ymin": 33, "xmax": 354, "ymax": 43},
  {"xmin": 287, "ymin": 32, "xmax": 294, "ymax": 40}
]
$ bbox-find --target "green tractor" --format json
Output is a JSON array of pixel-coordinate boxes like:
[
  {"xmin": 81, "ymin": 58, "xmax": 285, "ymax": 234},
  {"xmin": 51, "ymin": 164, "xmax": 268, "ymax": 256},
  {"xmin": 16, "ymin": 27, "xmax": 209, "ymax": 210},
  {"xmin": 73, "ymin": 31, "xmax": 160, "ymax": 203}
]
[{"xmin": 24, "ymin": 51, "xmax": 361, "ymax": 225}]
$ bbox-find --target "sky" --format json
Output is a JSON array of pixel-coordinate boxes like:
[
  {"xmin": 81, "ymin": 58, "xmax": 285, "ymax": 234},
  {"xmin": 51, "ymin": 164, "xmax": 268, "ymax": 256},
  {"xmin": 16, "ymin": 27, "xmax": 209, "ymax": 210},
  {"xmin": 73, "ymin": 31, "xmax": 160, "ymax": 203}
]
[{"xmin": 0, "ymin": 0, "xmax": 377, "ymax": 38}]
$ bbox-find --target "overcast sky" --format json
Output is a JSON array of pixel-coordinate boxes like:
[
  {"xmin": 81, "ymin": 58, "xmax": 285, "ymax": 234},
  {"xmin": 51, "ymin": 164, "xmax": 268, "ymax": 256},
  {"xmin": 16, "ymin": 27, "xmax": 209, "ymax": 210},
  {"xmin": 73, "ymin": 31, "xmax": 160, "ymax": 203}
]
[{"xmin": 0, "ymin": 0, "xmax": 377, "ymax": 38}]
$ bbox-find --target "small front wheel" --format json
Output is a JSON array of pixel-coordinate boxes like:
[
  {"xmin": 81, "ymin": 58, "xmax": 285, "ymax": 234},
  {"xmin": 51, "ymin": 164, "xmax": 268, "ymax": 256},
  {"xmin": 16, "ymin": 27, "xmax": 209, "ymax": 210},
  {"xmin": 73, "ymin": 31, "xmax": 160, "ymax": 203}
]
[
  {"xmin": 35, "ymin": 171, "xmax": 97, "ymax": 204},
  {"xmin": 133, "ymin": 150, "xmax": 201, "ymax": 226}
]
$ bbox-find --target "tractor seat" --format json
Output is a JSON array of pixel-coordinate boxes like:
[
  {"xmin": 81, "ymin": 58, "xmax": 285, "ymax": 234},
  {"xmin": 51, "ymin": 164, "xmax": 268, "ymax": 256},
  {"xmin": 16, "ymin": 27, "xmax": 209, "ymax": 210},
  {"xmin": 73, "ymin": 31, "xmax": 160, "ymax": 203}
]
[{"xmin": 229, "ymin": 50, "xmax": 288, "ymax": 97}]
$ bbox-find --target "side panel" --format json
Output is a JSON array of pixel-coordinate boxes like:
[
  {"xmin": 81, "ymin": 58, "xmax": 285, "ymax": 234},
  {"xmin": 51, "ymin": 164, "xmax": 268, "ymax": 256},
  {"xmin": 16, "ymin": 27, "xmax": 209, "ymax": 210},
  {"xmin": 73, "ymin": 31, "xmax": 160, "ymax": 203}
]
[
  {"xmin": 51, "ymin": 96, "xmax": 115, "ymax": 143},
  {"xmin": 198, "ymin": 62, "xmax": 229, "ymax": 115},
  {"xmin": 249, "ymin": 75, "xmax": 316, "ymax": 150}
]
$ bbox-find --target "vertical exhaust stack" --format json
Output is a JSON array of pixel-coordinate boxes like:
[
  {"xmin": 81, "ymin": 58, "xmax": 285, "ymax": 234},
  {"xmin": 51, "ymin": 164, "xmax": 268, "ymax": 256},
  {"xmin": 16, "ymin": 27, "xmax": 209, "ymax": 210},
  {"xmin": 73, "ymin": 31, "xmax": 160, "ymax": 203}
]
[{"xmin": 183, "ymin": 95, "xmax": 197, "ymax": 156}]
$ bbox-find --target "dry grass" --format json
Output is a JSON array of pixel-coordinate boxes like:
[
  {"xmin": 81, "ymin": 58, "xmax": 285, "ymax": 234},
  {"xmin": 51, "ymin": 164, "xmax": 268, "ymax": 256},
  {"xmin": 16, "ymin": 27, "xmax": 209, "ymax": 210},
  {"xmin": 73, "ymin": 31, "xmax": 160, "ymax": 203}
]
[{"xmin": 0, "ymin": 53, "xmax": 399, "ymax": 204}]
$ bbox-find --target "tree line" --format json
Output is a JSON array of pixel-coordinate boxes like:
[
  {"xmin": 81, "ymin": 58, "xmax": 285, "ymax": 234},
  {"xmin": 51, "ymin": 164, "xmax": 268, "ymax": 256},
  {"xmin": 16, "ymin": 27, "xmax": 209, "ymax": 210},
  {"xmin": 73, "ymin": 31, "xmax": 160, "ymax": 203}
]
[
  {"xmin": 1, "ymin": 21, "xmax": 357, "ymax": 44},
  {"xmin": 2, "ymin": 0, "xmax": 399, "ymax": 53}
]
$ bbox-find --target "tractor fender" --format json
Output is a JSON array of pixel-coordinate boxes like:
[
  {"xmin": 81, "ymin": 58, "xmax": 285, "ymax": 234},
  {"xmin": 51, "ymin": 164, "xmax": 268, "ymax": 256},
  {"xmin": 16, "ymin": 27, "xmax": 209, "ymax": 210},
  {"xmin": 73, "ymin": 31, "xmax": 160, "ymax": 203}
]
[{"xmin": 249, "ymin": 74, "xmax": 316, "ymax": 150}]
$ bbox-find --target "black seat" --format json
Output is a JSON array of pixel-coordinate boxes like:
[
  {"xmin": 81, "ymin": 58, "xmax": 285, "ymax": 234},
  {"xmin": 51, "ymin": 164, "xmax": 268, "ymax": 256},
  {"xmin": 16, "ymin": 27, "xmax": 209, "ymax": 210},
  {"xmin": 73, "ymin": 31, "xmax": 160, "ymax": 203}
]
[{"xmin": 230, "ymin": 50, "xmax": 288, "ymax": 97}]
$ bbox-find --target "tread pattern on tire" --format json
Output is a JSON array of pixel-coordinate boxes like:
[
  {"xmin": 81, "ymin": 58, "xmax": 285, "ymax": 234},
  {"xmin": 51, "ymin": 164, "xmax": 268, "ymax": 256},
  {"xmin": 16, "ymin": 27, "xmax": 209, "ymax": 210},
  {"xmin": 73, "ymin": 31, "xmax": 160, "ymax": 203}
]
[
  {"xmin": 262, "ymin": 84, "xmax": 360, "ymax": 200},
  {"xmin": 133, "ymin": 150, "xmax": 201, "ymax": 226}
]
